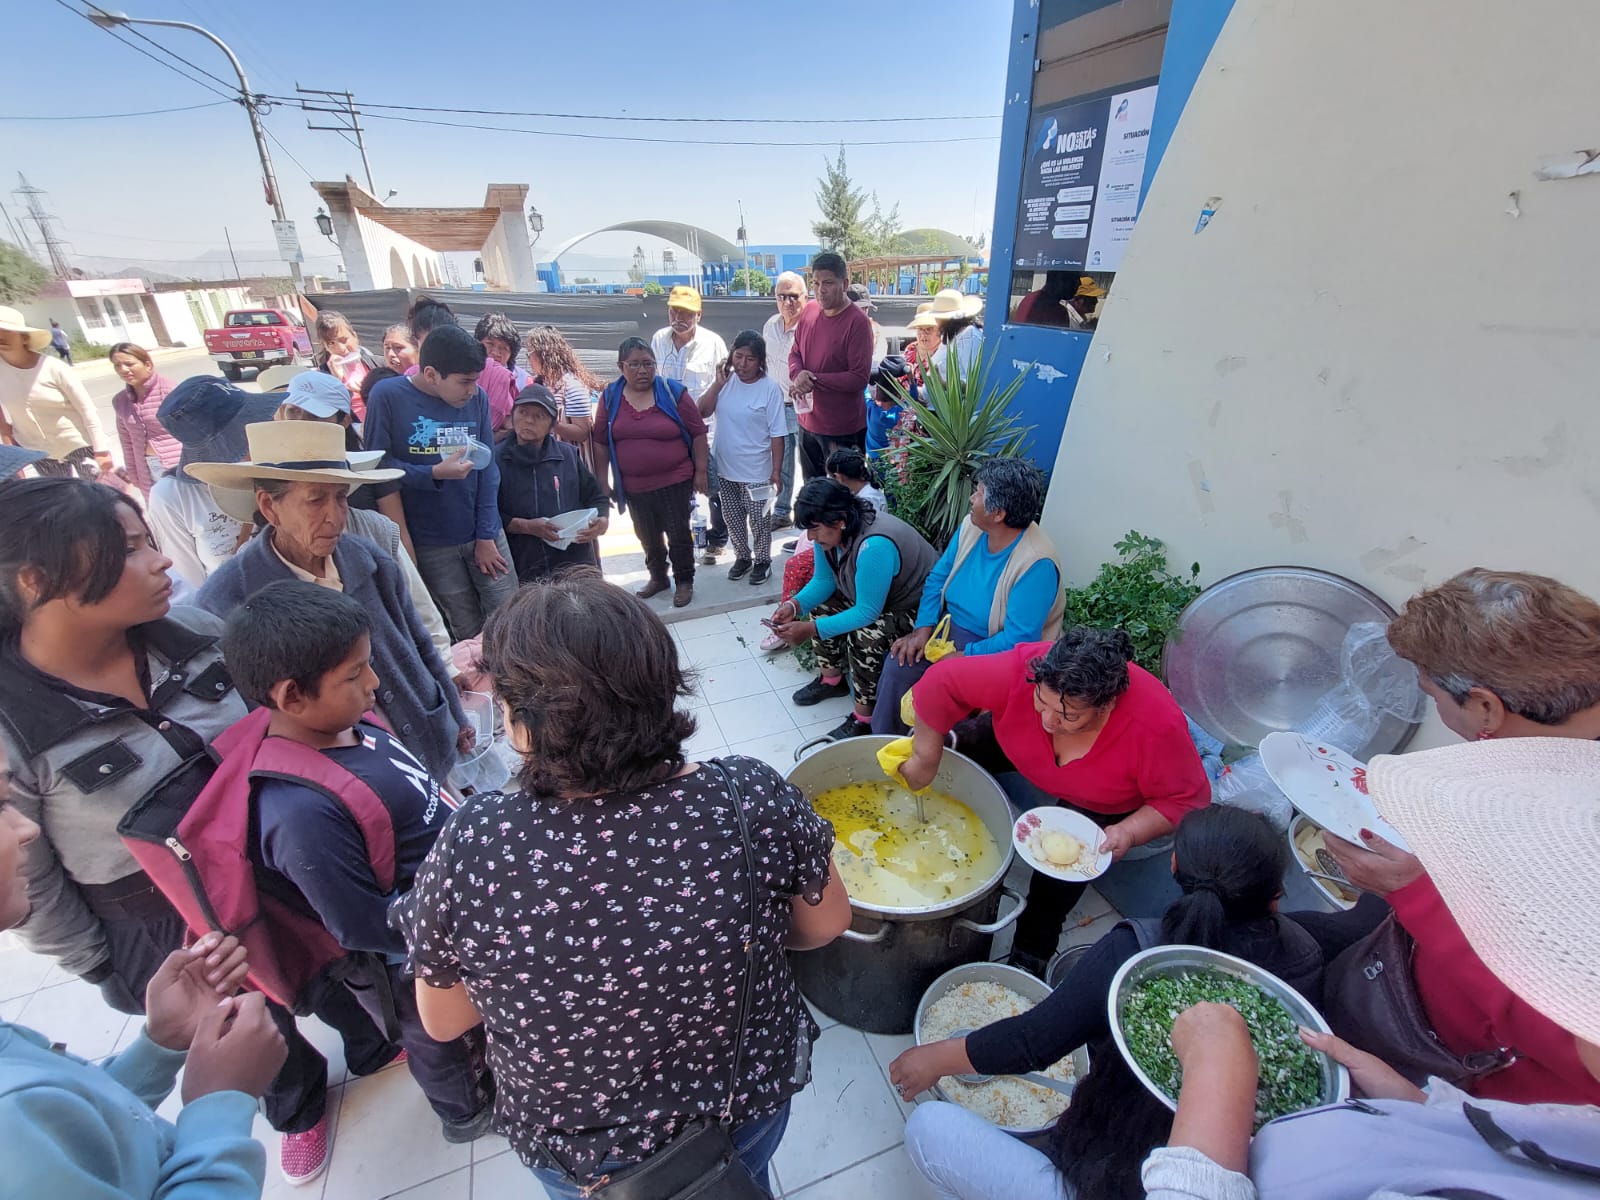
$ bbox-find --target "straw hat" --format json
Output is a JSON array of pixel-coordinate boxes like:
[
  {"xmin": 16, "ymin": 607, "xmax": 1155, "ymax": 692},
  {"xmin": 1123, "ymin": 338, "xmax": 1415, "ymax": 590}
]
[
  {"xmin": 185, "ymin": 421, "xmax": 398, "ymax": 523},
  {"xmin": 1370, "ymin": 738, "xmax": 1600, "ymax": 1046},
  {"xmin": 0, "ymin": 307, "xmax": 53, "ymax": 353},
  {"xmin": 926, "ymin": 288, "xmax": 984, "ymax": 322}
]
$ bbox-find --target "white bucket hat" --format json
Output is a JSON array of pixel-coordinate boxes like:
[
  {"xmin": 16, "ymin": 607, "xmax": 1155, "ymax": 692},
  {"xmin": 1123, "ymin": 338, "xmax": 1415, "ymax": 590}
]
[
  {"xmin": 0, "ymin": 306, "xmax": 53, "ymax": 353},
  {"xmin": 1370, "ymin": 737, "xmax": 1600, "ymax": 1046},
  {"xmin": 185, "ymin": 420, "xmax": 398, "ymax": 523}
]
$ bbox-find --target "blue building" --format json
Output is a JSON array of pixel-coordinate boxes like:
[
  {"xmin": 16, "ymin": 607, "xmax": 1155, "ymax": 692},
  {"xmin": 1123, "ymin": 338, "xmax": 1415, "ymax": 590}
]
[{"xmin": 985, "ymin": 0, "xmax": 1235, "ymax": 462}]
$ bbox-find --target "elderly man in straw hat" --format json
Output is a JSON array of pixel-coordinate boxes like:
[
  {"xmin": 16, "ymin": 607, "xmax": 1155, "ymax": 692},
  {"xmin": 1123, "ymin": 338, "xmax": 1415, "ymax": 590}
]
[
  {"xmin": 189, "ymin": 420, "xmax": 472, "ymax": 784},
  {"xmin": 1146, "ymin": 737, "xmax": 1600, "ymax": 1198}
]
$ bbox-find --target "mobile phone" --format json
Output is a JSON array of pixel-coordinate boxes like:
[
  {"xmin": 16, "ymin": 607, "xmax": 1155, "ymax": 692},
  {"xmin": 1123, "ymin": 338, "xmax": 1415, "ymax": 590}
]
[{"xmin": 760, "ymin": 617, "xmax": 780, "ymax": 630}]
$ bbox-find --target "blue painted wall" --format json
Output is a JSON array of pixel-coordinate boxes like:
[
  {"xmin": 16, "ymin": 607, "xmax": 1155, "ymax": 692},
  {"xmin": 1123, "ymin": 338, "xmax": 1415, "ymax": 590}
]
[{"xmin": 985, "ymin": 0, "xmax": 1235, "ymax": 462}]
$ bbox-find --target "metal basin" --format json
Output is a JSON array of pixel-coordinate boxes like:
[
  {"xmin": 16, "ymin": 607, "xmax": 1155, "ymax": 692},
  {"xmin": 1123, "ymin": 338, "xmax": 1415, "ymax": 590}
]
[
  {"xmin": 1107, "ymin": 944, "xmax": 1350, "ymax": 1115},
  {"xmin": 913, "ymin": 962, "xmax": 1090, "ymax": 1136},
  {"xmin": 786, "ymin": 736, "xmax": 1024, "ymax": 1033}
]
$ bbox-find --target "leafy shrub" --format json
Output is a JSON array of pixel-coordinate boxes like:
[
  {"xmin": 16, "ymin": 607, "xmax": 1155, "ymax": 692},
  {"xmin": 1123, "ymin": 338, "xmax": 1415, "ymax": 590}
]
[{"xmin": 1060, "ymin": 531, "xmax": 1201, "ymax": 678}]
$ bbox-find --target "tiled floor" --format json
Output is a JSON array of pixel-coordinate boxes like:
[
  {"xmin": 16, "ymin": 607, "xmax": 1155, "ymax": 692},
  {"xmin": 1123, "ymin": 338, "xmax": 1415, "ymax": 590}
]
[{"xmin": 0, "ymin": 601, "xmax": 1121, "ymax": 1199}]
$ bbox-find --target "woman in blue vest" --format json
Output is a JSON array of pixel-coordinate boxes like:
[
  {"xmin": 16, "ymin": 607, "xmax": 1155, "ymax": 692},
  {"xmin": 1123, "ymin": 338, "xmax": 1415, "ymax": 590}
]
[
  {"xmin": 591, "ymin": 337, "xmax": 709, "ymax": 609},
  {"xmin": 496, "ymin": 384, "xmax": 610, "ymax": 582}
]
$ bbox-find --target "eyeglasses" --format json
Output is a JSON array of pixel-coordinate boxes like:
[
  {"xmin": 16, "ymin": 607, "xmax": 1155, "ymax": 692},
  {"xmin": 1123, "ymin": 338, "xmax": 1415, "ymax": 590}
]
[
  {"xmin": 777, "ymin": 293, "xmax": 804, "ymax": 302},
  {"xmin": 621, "ymin": 359, "xmax": 655, "ymax": 370}
]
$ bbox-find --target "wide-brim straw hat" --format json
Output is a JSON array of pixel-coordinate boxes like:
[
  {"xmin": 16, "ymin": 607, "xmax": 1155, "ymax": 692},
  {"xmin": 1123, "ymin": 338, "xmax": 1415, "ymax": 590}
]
[
  {"xmin": 1370, "ymin": 737, "xmax": 1600, "ymax": 1047},
  {"xmin": 925, "ymin": 288, "xmax": 984, "ymax": 323},
  {"xmin": 0, "ymin": 306, "xmax": 54, "ymax": 353},
  {"xmin": 186, "ymin": 420, "xmax": 399, "ymax": 523}
]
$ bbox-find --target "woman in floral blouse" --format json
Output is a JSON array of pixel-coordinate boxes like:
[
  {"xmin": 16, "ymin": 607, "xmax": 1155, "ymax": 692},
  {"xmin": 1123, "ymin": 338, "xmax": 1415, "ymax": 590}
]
[{"xmin": 400, "ymin": 570, "xmax": 851, "ymax": 1199}]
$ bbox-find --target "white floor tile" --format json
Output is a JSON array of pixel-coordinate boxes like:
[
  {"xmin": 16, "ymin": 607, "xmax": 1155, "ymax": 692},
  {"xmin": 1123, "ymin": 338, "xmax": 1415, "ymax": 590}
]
[
  {"xmin": 250, "ymin": 1082, "xmax": 343, "ymax": 1200},
  {"xmin": 1058, "ymin": 909, "xmax": 1119, "ymax": 951},
  {"xmin": 17, "ymin": 977, "xmax": 130, "ymax": 1061},
  {"xmin": 670, "ymin": 613, "xmax": 736, "ymax": 640},
  {"xmin": 473, "ymin": 1132, "xmax": 512, "ymax": 1162},
  {"xmin": 785, "ymin": 1144, "xmax": 941, "ymax": 1199},
  {"xmin": 771, "ymin": 1025, "xmax": 907, "ymax": 1193},
  {"xmin": 678, "ymin": 631, "xmax": 759, "ymax": 670},
  {"xmin": 727, "ymin": 730, "xmax": 808, "ymax": 775},
  {"xmin": 783, "ymin": 691, "xmax": 858, "ymax": 723},
  {"xmin": 322, "ymin": 1062, "xmax": 471, "ymax": 1200},
  {"xmin": 694, "ymin": 663, "xmax": 777, "ymax": 705},
  {"xmin": 796, "ymin": 716, "xmax": 846, "ymax": 743},
  {"xmin": 711, "ymin": 692, "xmax": 800, "ymax": 744},
  {"xmin": 804, "ymin": 997, "xmax": 838, "ymax": 1033},
  {"xmin": 0, "ymin": 944, "xmax": 57, "ymax": 1001},
  {"xmin": 472, "ymin": 1146, "xmax": 551, "ymax": 1197},
  {"xmin": 862, "ymin": 1031, "xmax": 920, "ymax": 1118},
  {"xmin": 391, "ymin": 1165, "xmax": 471, "ymax": 1198}
]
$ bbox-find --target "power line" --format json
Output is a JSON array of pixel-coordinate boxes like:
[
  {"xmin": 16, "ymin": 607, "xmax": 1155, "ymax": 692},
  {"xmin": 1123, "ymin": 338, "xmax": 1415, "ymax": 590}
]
[
  {"xmin": 0, "ymin": 100, "xmax": 233, "ymax": 121},
  {"xmin": 48, "ymin": 0, "xmax": 236, "ymax": 101},
  {"xmin": 353, "ymin": 109, "xmax": 999, "ymax": 148},
  {"xmin": 266, "ymin": 93, "xmax": 998, "ymax": 126},
  {"xmin": 68, "ymin": 227, "xmax": 281, "ymax": 246},
  {"xmin": 116, "ymin": 21, "xmax": 239, "ymax": 93},
  {"xmin": 259, "ymin": 120, "xmax": 316, "ymax": 181}
]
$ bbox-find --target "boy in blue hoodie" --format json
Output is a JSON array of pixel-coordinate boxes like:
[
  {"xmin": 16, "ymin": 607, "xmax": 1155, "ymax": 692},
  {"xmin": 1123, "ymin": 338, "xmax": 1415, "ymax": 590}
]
[
  {"xmin": 363, "ymin": 323, "xmax": 517, "ymax": 641},
  {"xmin": 220, "ymin": 581, "xmax": 494, "ymax": 1148},
  {"xmin": 0, "ymin": 752, "xmax": 287, "ymax": 1199}
]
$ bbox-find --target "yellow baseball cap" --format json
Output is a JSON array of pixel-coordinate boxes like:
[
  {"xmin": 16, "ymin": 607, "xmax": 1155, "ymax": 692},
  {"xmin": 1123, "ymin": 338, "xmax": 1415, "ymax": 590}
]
[{"xmin": 667, "ymin": 285, "xmax": 702, "ymax": 313}]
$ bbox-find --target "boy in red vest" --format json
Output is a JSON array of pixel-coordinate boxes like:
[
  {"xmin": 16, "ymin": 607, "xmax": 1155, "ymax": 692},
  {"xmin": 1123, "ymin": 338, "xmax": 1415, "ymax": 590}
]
[{"xmin": 220, "ymin": 580, "xmax": 494, "ymax": 1173}]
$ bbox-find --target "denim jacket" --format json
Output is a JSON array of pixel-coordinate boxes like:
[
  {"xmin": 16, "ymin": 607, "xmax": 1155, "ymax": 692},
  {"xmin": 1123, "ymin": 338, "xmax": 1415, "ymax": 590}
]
[{"xmin": 0, "ymin": 607, "xmax": 245, "ymax": 978}]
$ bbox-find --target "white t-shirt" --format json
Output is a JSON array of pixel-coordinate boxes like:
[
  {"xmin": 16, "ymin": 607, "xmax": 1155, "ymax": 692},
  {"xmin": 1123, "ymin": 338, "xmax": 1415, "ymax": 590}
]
[
  {"xmin": 713, "ymin": 375, "xmax": 787, "ymax": 484},
  {"xmin": 653, "ymin": 325, "xmax": 728, "ymax": 442},
  {"xmin": 146, "ymin": 474, "xmax": 243, "ymax": 588},
  {"xmin": 858, "ymin": 483, "xmax": 888, "ymax": 514}
]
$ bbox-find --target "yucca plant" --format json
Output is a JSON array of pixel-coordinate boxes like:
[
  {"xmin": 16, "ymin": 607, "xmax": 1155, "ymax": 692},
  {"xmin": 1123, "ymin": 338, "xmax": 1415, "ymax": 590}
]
[{"xmin": 885, "ymin": 339, "xmax": 1033, "ymax": 546}]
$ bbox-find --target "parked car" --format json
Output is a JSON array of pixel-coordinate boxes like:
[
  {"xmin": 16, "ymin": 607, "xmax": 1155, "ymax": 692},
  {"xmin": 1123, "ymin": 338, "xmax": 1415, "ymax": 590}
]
[{"xmin": 202, "ymin": 309, "xmax": 311, "ymax": 381}]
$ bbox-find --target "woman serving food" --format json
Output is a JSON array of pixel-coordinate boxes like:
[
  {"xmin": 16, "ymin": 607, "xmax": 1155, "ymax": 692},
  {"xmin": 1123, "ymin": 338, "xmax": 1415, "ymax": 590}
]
[{"xmin": 900, "ymin": 626, "xmax": 1210, "ymax": 976}]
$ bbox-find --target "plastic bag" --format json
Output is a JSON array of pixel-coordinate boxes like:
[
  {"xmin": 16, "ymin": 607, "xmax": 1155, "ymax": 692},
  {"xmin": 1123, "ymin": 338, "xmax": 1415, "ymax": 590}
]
[
  {"xmin": 1212, "ymin": 755, "xmax": 1293, "ymax": 829},
  {"xmin": 924, "ymin": 614, "xmax": 959, "ymax": 663},
  {"xmin": 1291, "ymin": 622, "xmax": 1424, "ymax": 756}
]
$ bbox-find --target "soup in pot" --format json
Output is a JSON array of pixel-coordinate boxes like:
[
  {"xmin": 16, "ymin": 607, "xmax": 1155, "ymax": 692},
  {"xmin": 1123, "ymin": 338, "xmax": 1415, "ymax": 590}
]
[{"xmin": 812, "ymin": 781, "xmax": 1002, "ymax": 908}]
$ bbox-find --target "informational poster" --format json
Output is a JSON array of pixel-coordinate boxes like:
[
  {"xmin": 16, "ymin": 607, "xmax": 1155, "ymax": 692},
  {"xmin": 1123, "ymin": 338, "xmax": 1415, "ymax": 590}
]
[{"xmin": 1012, "ymin": 84, "xmax": 1159, "ymax": 273}]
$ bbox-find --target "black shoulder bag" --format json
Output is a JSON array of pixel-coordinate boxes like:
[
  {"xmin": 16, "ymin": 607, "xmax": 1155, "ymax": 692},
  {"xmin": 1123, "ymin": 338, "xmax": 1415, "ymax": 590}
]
[{"xmin": 544, "ymin": 759, "xmax": 768, "ymax": 1200}]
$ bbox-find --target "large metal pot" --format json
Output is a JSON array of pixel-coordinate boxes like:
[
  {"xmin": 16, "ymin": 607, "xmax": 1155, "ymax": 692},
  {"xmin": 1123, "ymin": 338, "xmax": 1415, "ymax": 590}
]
[{"xmin": 786, "ymin": 735, "xmax": 1024, "ymax": 1034}]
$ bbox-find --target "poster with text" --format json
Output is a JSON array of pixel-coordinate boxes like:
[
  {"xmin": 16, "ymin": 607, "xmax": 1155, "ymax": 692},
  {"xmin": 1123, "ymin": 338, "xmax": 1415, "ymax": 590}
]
[{"xmin": 1012, "ymin": 84, "xmax": 1159, "ymax": 273}]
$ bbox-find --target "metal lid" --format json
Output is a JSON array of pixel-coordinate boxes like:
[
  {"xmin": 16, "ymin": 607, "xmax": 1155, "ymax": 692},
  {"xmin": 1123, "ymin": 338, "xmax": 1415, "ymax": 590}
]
[{"xmin": 1162, "ymin": 566, "xmax": 1422, "ymax": 761}]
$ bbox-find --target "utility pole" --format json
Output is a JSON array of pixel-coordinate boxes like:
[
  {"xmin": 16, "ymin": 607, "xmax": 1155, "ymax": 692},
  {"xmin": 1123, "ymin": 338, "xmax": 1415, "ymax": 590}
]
[
  {"xmin": 297, "ymin": 86, "xmax": 376, "ymax": 194},
  {"xmin": 0, "ymin": 199, "xmax": 36, "ymax": 262},
  {"xmin": 223, "ymin": 227, "xmax": 241, "ymax": 279},
  {"xmin": 14, "ymin": 174, "xmax": 72, "ymax": 278},
  {"xmin": 87, "ymin": 9, "xmax": 304, "ymax": 293},
  {"xmin": 736, "ymin": 200, "xmax": 748, "ymax": 296}
]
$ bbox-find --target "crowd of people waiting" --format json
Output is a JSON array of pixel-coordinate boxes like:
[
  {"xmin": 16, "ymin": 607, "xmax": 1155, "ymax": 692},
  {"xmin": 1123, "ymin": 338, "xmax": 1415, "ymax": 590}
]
[{"xmin": 0, "ymin": 283, "xmax": 1597, "ymax": 1200}]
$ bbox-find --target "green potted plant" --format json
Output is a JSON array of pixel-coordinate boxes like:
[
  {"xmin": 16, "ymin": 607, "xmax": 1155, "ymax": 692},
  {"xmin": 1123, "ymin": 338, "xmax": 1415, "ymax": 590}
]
[
  {"xmin": 883, "ymin": 340, "xmax": 1032, "ymax": 547},
  {"xmin": 1060, "ymin": 531, "xmax": 1202, "ymax": 677}
]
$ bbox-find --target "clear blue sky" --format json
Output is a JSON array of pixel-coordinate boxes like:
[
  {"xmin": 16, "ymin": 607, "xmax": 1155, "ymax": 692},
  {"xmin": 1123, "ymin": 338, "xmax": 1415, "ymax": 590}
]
[{"xmin": 1, "ymin": 0, "xmax": 1010, "ymax": 276}]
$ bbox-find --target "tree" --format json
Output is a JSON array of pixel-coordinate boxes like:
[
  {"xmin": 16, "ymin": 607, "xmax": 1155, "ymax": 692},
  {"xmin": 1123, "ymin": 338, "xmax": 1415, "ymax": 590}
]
[
  {"xmin": 732, "ymin": 268, "xmax": 771, "ymax": 296},
  {"xmin": 642, "ymin": 280, "xmax": 665, "ymax": 296},
  {"xmin": 858, "ymin": 193, "xmax": 903, "ymax": 259},
  {"xmin": 0, "ymin": 241, "xmax": 49, "ymax": 305},
  {"xmin": 812, "ymin": 145, "xmax": 868, "ymax": 261}
]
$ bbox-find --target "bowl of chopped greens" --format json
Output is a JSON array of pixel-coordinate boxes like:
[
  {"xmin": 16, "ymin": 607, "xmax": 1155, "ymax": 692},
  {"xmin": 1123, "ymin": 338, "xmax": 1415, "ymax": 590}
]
[{"xmin": 1107, "ymin": 945, "xmax": 1348, "ymax": 1127}]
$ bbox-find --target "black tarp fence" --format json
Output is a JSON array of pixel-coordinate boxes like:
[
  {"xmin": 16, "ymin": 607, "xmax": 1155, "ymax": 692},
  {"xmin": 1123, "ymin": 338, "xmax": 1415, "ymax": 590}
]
[{"xmin": 308, "ymin": 289, "xmax": 931, "ymax": 375}]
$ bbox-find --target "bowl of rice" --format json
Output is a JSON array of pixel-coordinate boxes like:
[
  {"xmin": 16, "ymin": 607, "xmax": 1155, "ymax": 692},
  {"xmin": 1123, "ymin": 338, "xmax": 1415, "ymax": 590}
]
[{"xmin": 913, "ymin": 962, "xmax": 1089, "ymax": 1136}]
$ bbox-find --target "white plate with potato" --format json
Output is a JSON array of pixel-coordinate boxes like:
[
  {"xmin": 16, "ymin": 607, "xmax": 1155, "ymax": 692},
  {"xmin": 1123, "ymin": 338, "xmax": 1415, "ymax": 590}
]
[{"xmin": 1012, "ymin": 806, "xmax": 1112, "ymax": 882}]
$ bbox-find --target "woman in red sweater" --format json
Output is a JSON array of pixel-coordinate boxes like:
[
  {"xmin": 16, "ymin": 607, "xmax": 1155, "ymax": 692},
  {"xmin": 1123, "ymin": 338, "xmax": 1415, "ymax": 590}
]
[
  {"xmin": 901, "ymin": 627, "xmax": 1210, "ymax": 975},
  {"xmin": 1324, "ymin": 568, "xmax": 1600, "ymax": 1106}
]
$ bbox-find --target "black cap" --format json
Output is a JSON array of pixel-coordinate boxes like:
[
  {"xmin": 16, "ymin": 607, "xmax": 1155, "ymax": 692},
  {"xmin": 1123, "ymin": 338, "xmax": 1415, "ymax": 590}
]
[
  {"xmin": 514, "ymin": 384, "xmax": 561, "ymax": 418},
  {"xmin": 870, "ymin": 354, "xmax": 911, "ymax": 387}
]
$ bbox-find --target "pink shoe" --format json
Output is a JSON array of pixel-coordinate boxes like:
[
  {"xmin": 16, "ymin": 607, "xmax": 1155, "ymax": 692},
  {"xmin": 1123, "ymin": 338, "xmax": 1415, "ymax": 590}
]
[
  {"xmin": 760, "ymin": 631, "xmax": 783, "ymax": 653},
  {"xmin": 389, "ymin": 1048, "xmax": 409, "ymax": 1068},
  {"xmin": 280, "ymin": 1114, "xmax": 331, "ymax": 1187}
]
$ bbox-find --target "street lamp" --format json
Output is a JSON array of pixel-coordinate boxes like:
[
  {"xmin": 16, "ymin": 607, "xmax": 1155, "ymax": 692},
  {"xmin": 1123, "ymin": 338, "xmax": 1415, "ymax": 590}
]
[
  {"xmin": 528, "ymin": 206, "xmax": 544, "ymax": 247},
  {"xmin": 86, "ymin": 6, "xmax": 304, "ymax": 292},
  {"xmin": 314, "ymin": 208, "xmax": 334, "ymax": 240}
]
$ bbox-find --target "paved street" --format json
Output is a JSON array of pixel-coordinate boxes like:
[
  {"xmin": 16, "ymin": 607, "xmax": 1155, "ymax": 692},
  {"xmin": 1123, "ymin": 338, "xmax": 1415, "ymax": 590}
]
[{"xmin": 77, "ymin": 346, "xmax": 255, "ymax": 443}]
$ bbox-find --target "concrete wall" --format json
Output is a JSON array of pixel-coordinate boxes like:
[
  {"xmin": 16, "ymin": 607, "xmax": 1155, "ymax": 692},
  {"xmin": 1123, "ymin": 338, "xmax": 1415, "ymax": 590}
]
[
  {"xmin": 22, "ymin": 293, "xmax": 156, "ymax": 349},
  {"xmin": 150, "ymin": 286, "xmax": 252, "ymax": 347},
  {"xmin": 1040, "ymin": 0, "xmax": 1600, "ymax": 750},
  {"xmin": 342, "ymin": 209, "xmax": 445, "ymax": 291}
]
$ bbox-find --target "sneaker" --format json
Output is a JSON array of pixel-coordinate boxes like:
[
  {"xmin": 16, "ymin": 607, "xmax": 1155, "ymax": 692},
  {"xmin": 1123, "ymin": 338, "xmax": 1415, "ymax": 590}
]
[
  {"xmin": 280, "ymin": 1115, "xmax": 331, "ymax": 1187},
  {"xmin": 727, "ymin": 557, "xmax": 753, "ymax": 581},
  {"xmin": 759, "ymin": 631, "xmax": 784, "ymax": 652},
  {"xmin": 770, "ymin": 514, "xmax": 793, "ymax": 530},
  {"xmin": 387, "ymin": 1048, "xmax": 409, "ymax": 1069},
  {"xmin": 440, "ymin": 1103, "xmax": 495, "ymax": 1145},
  {"xmin": 749, "ymin": 562, "xmax": 771, "ymax": 585},
  {"xmin": 827, "ymin": 713, "xmax": 873, "ymax": 740},
  {"xmin": 793, "ymin": 677, "xmax": 850, "ymax": 706},
  {"xmin": 673, "ymin": 582, "xmax": 693, "ymax": 608},
  {"xmin": 781, "ymin": 539, "xmax": 798, "ymax": 554},
  {"xmin": 699, "ymin": 546, "xmax": 721, "ymax": 566},
  {"xmin": 636, "ymin": 576, "xmax": 670, "ymax": 599}
]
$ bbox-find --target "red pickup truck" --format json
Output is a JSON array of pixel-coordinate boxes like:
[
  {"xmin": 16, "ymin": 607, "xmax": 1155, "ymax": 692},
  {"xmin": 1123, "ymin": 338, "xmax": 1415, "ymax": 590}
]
[{"xmin": 203, "ymin": 309, "xmax": 312, "ymax": 381}]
